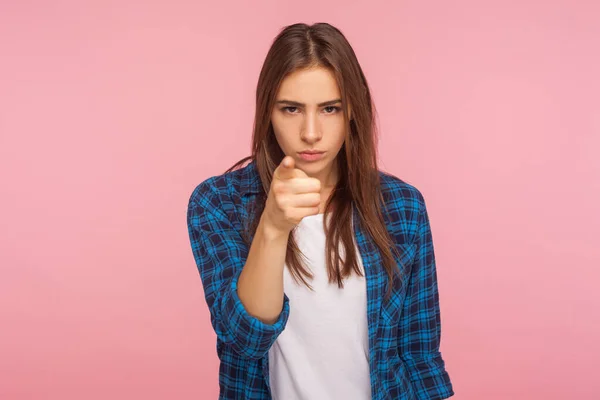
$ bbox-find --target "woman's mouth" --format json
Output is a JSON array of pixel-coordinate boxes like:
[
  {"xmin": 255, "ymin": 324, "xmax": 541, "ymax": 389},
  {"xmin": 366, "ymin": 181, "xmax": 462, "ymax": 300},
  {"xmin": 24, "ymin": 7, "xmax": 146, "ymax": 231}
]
[{"xmin": 298, "ymin": 151, "xmax": 325, "ymax": 162}]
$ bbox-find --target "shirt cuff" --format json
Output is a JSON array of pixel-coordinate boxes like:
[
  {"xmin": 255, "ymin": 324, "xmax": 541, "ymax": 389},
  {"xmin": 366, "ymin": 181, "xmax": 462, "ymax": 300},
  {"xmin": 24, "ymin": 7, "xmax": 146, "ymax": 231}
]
[{"xmin": 220, "ymin": 269, "xmax": 290, "ymax": 359}]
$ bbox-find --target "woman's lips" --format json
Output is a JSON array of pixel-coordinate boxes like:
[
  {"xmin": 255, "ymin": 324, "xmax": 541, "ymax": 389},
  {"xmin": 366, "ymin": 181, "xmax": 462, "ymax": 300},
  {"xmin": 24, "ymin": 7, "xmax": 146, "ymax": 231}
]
[{"xmin": 298, "ymin": 151, "xmax": 325, "ymax": 162}]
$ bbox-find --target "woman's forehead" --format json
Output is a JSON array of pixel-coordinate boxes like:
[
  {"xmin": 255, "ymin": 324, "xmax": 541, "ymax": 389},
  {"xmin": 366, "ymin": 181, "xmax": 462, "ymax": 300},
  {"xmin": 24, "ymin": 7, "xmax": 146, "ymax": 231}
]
[{"xmin": 277, "ymin": 67, "xmax": 340, "ymax": 101}]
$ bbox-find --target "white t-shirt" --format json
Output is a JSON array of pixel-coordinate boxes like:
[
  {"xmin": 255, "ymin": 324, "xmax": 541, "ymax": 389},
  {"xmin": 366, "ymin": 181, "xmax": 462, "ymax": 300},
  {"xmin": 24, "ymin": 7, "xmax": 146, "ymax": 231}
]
[{"xmin": 268, "ymin": 212, "xmax": 371, "ymax": 400}]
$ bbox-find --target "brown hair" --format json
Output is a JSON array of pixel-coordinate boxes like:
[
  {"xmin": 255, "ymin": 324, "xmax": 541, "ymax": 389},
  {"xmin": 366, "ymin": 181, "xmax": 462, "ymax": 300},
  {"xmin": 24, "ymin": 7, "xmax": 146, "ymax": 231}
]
[{"xmin": 225, "ymin": 22, "xmax": 403, "ymax": 298}]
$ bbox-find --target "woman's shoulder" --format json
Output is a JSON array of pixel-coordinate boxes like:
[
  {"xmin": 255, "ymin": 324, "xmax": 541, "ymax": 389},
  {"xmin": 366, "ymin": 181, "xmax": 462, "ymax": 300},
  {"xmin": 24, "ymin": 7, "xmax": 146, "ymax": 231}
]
[
  {"xmin": 377, "ymin": 170, "xmax": 429, "ymax": 244},
  {"xmin": 188, "ymin": 161, "xmax": 261, "ymax": 206},
  {"xmin": 377, "ymin": 169, "xmax": 426, "ymax": 211}
]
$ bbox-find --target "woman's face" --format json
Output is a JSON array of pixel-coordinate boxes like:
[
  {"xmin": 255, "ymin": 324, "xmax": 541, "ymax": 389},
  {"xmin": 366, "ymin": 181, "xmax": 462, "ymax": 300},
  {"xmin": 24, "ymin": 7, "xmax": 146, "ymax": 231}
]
[{"xmin": 271, "ymin": 66, "xmax": 349, "ymax": 186}]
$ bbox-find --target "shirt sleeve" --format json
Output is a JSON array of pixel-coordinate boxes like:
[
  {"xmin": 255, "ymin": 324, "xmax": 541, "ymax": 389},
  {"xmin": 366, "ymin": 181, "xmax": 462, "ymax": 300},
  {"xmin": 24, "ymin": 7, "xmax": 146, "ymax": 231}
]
[
  {"xmin": 186, "ymin": 178, "xmax": 290, "ymax": 360},
  {"xmin": 398, "ymin": 193, "xmax": 454, "ymax": 399}
]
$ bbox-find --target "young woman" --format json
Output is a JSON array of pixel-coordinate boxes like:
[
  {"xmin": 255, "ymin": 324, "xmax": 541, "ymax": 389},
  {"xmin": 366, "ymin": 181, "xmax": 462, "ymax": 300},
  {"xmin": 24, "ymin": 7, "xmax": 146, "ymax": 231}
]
[{"xmin": 187, "ymin": 22, "xmax": 454, "ymax": 400}]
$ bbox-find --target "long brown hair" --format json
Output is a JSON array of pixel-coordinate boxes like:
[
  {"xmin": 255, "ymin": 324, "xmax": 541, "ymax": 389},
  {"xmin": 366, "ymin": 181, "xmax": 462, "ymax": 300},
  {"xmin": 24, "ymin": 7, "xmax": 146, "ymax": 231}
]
[{"xmin": 225, "ymin": 22, "xmax": 403, "ymax": 298}]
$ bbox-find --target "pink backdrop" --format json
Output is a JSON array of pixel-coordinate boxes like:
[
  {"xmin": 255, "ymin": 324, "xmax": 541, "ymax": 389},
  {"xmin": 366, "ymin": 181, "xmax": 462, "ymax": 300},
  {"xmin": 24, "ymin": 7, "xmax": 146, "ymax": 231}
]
[{"xmin": 1, "ymin": 1, "xmax": 598, "ymax": 399}]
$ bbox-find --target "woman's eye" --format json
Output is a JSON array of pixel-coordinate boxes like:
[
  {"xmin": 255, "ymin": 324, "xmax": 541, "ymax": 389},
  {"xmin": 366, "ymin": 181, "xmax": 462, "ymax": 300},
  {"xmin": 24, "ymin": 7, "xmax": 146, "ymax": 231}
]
[
  {"xmin": 282, "ymin": 106, "xmax": 298, "ymax": 114},
  {"xmin": 281, "ymin": 106, "xmax": 340, "ymax": 114}
]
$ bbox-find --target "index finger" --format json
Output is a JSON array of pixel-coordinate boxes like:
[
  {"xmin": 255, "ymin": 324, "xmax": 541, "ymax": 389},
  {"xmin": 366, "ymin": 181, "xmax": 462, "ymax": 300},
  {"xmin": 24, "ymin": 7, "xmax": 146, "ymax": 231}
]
[{"xmin": 274, "ymin": 156, "xmax": 296, "ymax": 180}]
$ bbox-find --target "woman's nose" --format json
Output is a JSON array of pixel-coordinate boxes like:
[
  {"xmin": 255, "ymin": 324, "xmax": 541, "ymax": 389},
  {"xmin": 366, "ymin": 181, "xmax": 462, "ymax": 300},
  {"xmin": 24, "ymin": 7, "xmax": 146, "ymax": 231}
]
[{"xmin": 300, "ymin": 112, "xmax": 321, "ymax": 142}]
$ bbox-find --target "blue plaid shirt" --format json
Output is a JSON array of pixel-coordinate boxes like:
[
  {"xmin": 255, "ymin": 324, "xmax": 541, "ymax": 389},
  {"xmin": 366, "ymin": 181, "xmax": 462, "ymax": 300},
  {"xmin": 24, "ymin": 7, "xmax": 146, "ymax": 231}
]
[{"xmin": 186, "ymin": 160, "xmax": 454, "ymax": 400}]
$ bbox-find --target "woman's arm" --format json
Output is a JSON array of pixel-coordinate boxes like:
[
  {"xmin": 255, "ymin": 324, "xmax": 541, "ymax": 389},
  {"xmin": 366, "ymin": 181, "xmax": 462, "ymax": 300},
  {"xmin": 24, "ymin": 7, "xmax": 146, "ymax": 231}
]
[
  {"xmin": 237, "ymin": 212, "xmax": 290, "ymax": 324},
  {"xmin": 187, "ymin": 178, "xmax": 290, "ymax": 360},
  {"xmin": 398, "ymin": 192, "xmax": 454, "ymax": 399}
]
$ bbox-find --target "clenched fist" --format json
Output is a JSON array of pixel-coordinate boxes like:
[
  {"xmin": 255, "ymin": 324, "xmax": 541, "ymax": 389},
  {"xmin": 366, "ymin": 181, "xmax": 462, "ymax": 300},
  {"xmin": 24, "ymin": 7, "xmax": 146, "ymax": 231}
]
[{"xmin": 262, "ymin": 156, "xmax": 322, "ymax": 234}]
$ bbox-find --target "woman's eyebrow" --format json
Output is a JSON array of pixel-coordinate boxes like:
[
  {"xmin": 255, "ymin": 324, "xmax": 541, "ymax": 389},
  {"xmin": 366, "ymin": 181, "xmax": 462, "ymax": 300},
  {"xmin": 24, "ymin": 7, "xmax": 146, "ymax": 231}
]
[{"xmin": 275, "ymin": 99, "xmax": 342, "ymax": 107}]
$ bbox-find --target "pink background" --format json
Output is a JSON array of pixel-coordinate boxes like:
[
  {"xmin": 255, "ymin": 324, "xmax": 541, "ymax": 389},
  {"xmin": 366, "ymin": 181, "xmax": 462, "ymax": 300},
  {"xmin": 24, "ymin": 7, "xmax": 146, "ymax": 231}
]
[{"xmin": 1, "ymin": 1, "xmax": 598, "ymax": 399}]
